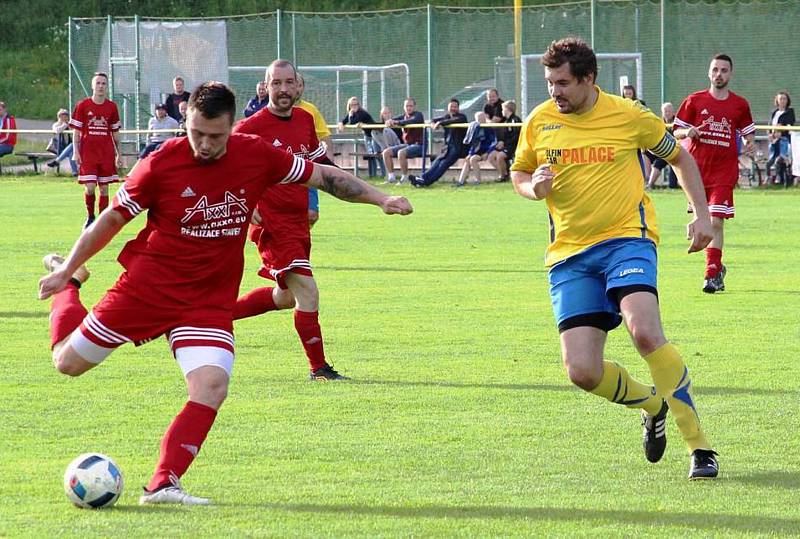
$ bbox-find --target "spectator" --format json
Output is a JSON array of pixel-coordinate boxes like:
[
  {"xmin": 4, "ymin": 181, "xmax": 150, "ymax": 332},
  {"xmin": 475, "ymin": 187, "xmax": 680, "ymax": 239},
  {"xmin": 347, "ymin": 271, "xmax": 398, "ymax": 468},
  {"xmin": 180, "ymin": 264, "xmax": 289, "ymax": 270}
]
[
  {"xmin": 455, "ymin": 111, "xmax": 496, "ymax": 186},
  {"xmin": 0, "ymin": 101, "xmax": 17, "ymax": 157},
  {"xmin": 382, "ymin": 97, "xmax": 425, "ymax": 184},
  {"xmin": 767, "ymin": 91, "xmax": 795, "ymax": 186},
  {"xmin": 139, "ymin": 103, "xmax": 180, "ymax": 159},
  {"xmin": 487, "ymin": 100, "xmax": 522, "ymax": 182},
  {"xmin": 622, "ymin": 84, "xmax": 647, "ymax": 106},
  {"xmin": 46, "ymin": 108, "xmax": 77, "ymax": 176},
  {"xmin": 409, "ymin": 98, "xmax": 467, "ymax": 187},
  {"xmin": 338, "ymin": 96, "xmax": 382, "ymax": 177},
  {"xmin": 243, "ymin": 81, "xmax": 269, "ymax": 118},
  {"xmin": 646, "ymin": 102, "xmax": 680, "ymax": 189},
  {"xmin": 176, "ymin": 101, "xmax": 188, "ymax": 136},
  {"xmin": 371, "ymin": 106, "xmax": 403, "ymax": 153},
  {"xmin": 484, "ymin": 88, "xmax": 505, "ymax": 139},
  {"xmin": 164, "ymin": 76, "xmax": 191, "ymax": 123}
]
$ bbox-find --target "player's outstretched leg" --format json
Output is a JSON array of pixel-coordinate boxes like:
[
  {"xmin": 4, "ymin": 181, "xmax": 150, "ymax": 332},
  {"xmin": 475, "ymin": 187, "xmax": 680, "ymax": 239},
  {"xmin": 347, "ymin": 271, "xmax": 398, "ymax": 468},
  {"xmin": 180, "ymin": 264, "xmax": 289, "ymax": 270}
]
[
  {"xmin": 644, "ymin": 343, "xmax": 718, "ymax": 479},
  {"xmin": 43, "ymin": 253, "xmax": 91, "ymax": 369},
  {"xmin": 233, "ymin": 287, "xmax": 279, "ymax": 320}
]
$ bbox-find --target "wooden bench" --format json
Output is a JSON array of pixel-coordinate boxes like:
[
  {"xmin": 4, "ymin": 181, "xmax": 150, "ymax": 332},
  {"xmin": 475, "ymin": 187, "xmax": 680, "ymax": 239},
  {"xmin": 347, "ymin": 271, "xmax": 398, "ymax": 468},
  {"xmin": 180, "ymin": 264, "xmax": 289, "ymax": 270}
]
[{"xmin": 17, "ymin": 152, "xmax": 58, "ymax": 173}]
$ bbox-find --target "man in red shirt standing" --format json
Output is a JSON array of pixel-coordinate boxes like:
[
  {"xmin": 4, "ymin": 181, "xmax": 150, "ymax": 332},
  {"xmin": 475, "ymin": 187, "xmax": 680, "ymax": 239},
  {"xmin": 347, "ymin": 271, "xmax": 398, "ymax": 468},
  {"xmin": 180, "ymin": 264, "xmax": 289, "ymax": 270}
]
[
  {"xmin": 233, "ymin": 59, "xmax": 365, "ymax": 381},
  {"xmin": 674, "ymin": 54, "xmax": 756, "ymax": 293},
  {"xmin": 70, "ymin": 72, "xmax": 123, "ymax": 228},
  {"xmin": 39, "ymin": 82, "xmax": 412, "ymax": 506}
]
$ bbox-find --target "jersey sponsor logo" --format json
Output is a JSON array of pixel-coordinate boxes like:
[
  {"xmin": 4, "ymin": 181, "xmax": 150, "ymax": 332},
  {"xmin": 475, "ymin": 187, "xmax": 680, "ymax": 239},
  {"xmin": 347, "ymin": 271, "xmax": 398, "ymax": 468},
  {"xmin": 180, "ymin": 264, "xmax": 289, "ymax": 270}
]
[
  {"xmin": 272, "ymin": 138, "xmax": 282, "ymax": 147},
  {"xmin": 619, "ymin": 267, "xmax": 644, "ymax": 277},
  {"xmin": 700, "ymin": 108, "xmax": 709, "ymax": 115},
  {"xmin": 181, "ymin": 186, "xmax": 196, "ymax": 198},
  {"xmin": 546, "ymin": 146, "xmax": 616, "ymax": 165},
  {"xmin": 541, "ymin": 123, "xmax": 562, "ymax": 132},
  {"xmin": 284, "ymin": 144, "xmax": 313, "ymax": 159},
  {"xmin": 181, "ymin": 191, "xmax": 248, "ymax": 224}
]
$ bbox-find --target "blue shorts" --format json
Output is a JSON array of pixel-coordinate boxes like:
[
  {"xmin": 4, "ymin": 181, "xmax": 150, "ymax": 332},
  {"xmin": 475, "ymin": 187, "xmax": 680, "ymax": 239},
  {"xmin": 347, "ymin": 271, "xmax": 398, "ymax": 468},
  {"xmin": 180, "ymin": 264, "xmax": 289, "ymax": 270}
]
[
  {"xmin": 549, "ymin": 238, "xmax": 658, "ymax": 332},
  {"xmin": 308, "ymin": 188, "xmax": 319, "ymax": 212}
]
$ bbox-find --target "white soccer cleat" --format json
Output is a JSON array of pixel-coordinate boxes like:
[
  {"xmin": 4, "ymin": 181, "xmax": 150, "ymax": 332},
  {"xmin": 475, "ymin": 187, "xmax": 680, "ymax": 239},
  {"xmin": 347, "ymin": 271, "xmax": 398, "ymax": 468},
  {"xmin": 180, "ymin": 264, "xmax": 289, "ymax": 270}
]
[
  {"xmin": 42, "ymin": 253, "xmax": 90, "ymax": 285},
  {"xmin": 139, "ymin": 481, "xmax": 211, "ymax": 506}
]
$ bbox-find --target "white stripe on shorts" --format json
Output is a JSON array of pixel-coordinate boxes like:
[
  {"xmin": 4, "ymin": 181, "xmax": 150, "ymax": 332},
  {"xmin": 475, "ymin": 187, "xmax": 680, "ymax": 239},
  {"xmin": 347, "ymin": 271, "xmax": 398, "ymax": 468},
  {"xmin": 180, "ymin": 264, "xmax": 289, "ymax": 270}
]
[
  {"xmin": 69, "ymin": 329, "xmax": 116, "ymax": 364},
  {"xmin": 175, "ymin": 346, "xmax": 234, "ymax": 377}
]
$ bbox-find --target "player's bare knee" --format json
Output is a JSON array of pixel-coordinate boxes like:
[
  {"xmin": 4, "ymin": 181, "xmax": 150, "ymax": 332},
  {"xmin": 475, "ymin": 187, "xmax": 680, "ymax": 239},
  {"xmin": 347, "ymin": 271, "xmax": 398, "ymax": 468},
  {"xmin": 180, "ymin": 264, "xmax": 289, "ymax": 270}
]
[
  {"xmin": 565, "ymin": 362, "xmax": 602, "ymax": 391},
  {"xmin": 53, "ymin": 354, "xmax": 86, "ymax": 377},
  {"xmin": 629, "ymin": 326, "xmax": 666, "ymax": 356}
]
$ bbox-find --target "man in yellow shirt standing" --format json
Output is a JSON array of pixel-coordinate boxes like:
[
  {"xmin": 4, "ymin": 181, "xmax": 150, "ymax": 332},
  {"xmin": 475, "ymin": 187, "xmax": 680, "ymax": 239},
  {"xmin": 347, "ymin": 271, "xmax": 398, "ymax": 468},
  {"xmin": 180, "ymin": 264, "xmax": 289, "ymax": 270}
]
[
  {"xmin": 295, "ymin": 74, "xmax": 333, "ymax": 227},
  {"xmin": 511, "ymin": 37, "xmax": 719, "ymax": 480}
]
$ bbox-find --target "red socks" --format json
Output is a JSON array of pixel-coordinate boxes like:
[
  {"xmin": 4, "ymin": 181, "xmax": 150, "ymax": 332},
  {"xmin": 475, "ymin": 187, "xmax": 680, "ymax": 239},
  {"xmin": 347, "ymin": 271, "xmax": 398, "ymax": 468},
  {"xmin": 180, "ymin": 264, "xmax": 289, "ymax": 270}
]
[
  {"xmin": 49, "ymin": 283, "xmax": 87, "ymax": 348},
  {"xmin": 84, "ymin": 193, "xmax": 95, "ymax": 218},
  {"xmin": 233, "ymin": 287, "xmax": 277, "ymax": 320},
  {"xmin": 98, "ymin": 194, "xmax": 109, "ymax": 213},
  {"xmin": 147, "ymin": 401, "xmax": 217, "ymax": 491},
  {"xmin": 705, "ymin": 247, "xmax": 722, "ymax": 278},
  {"xmin": 294, "ymin": 310, "xmax": 326, "ymax": 371}
]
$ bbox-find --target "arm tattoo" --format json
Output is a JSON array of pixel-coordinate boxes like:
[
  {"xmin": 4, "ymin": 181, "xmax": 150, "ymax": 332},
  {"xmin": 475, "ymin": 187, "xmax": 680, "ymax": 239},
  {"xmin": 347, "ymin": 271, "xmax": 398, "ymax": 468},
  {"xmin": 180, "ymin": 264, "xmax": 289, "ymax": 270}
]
[{"xmin": 319, "ymin": 169, "xmax": 368, "ymax": 201}]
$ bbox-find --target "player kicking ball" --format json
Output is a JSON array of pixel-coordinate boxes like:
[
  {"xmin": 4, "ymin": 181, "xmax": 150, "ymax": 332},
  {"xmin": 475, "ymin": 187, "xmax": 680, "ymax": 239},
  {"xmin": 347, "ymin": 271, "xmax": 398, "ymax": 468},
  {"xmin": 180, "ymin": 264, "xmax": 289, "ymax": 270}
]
[
  {"xmin": 511, "ymin": 38, "xmax": 719, "ymax": 479},
  {"xmin": 39, "ymin": 82, "xmax": 412, "ymax": 506}
]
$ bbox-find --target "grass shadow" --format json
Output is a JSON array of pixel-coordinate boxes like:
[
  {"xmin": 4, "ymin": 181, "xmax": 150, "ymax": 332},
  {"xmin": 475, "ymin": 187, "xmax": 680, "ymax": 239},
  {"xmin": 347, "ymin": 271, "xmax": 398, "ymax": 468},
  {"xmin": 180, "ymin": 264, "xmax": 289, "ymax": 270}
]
[
  {"xmin": 728, "ymin": 470, "xmax": 800, "ymax": 489},
  {"xmin": 256, "ymin": 502, "xmax": 800, "ymax": 534},
  {"xmin": 0, "ymin": 311, "xmax": 48, "ymax": 319}
]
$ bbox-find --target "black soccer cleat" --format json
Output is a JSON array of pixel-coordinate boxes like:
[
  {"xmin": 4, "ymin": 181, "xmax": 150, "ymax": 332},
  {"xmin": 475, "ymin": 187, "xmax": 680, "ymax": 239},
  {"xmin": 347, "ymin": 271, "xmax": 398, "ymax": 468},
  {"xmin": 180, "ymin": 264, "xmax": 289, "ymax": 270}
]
[
  {"xmin": 309, "ymin": 364, "xmax": 351, "ymax": 381},
  {"xmin": 408, "ymin": 175, "xmax": 425, "ymax": 188},
  {"xmin": 642, "ymin": 399, "xmax": 669, "ymax": 463},
  {"xmin": 84, "ymin": 215, "xmax": 96, "ymax": 229},
  {"xmin": 689, "ymin": 449, "xmax": 719, "ymax": 480},
  {"xmin": 702, "ymin": 265, "xmax": 727, "ymax": 294}
]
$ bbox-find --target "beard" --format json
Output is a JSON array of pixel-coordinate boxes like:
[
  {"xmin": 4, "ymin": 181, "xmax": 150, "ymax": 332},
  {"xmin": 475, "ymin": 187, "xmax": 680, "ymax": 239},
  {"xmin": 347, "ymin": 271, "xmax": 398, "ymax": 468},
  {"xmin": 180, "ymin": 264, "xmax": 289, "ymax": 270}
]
[{"xmin": 712, "ymin": 78, "xmax": 728, "ymax": 89}]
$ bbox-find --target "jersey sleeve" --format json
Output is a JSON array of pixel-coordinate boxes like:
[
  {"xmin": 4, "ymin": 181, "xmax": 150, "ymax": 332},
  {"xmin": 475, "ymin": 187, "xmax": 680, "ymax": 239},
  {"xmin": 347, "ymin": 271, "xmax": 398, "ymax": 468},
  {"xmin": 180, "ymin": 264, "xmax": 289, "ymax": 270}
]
[
  {"xmin": 738, "ymin": 99, "xmax": 756, "ymax": 137},
  {"xmin": 637, "ymin": 106, "xmax": 680, "ymax": 161},
  {"xmin": 110, "ymin": 103, "xmax": 121, "ymax": 132},
  {"xmin": 69, "ymin": 102, "xmax": 85, "ymax": 133},
  {"xmin": 112, "ymin": 158, "xmax": 156, "ymax": 221},
  {"xmin": 509, "ymin": 116, "xmax": 539, "ymax": 172},
  {"xmin": 259, "ymin": 139, "xmax": 315, "ymax": 185},
  {"xmin": 674, "ymin": 95, "xmax": 695, "ymax": 130}
]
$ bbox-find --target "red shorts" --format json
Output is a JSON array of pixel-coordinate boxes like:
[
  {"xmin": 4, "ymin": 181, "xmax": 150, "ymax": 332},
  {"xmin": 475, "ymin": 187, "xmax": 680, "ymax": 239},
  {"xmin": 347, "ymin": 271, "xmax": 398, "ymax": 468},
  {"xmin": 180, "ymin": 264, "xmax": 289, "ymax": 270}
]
[
  {"xmin": 705, "ymin": 185, "xmax": 735, "ymax": 219},
  {"xmin": 78, "ymin": 159, "xmax": 119, "ymax": 184},
  {"xmin": 79, "ymin": 287, "xmax": 234, "ymax": 355},
  {"xmin": 249, "ymin": 226, "xmax": 313, "ymax": 289}
]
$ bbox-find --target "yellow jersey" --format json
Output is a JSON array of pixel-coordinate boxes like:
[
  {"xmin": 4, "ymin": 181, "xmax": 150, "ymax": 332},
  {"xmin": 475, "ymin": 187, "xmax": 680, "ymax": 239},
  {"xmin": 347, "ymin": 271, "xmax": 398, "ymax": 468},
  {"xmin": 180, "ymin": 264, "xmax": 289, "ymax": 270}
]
[
  {"xmin": 295, "ymin": 99, "xmax": 332, "ymax": 140},
  {"xmin": 511, "ymin": 87, "xmax": 680, "ymax": 267}
]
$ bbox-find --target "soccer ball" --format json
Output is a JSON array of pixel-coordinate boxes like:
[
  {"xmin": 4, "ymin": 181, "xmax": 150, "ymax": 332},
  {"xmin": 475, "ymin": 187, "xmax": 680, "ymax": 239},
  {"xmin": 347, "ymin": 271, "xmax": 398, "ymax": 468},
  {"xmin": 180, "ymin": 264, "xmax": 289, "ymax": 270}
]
[{"xmin": 63, "ymin": 453, "xmax": 124, "ymax": 509}]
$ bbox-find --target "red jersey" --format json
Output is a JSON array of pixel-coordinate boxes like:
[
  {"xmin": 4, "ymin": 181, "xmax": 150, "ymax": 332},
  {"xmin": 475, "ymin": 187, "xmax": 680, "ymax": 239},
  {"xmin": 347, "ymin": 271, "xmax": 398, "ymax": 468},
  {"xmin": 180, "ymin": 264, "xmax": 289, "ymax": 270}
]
[
  {"xmin": 675, "ymin": 90, "xmax": 755, "ymax": 187},
  {"xmin": 233, "ymin": 107, "xmax": 326, "ymax": 238},
  {"xmin": 69, "ymin": 98, "xmax": 121, "ymax": 164},
  {"xmin": 110, "ymin": 134, "xmax": 314, "ymax": 312}
]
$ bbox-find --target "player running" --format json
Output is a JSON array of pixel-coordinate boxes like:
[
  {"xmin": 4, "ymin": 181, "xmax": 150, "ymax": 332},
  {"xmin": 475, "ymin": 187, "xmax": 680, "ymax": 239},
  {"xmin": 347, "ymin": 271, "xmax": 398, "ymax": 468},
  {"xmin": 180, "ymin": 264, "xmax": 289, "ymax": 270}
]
[
  {"xmin": 39, "ymin": 81, "xmax": 412, "ymax": 506},
  {"xmin": 232, "ymin": 59, "xmax": 356, "ymax": 381},
  {"xmin": 673, "ymin": 54, "xmax": 756, "ymax": 293},
  {"xmin": 69, "ymin": 72, "xmax": 123, "ymax": 229},
  {"xmin": 511, "ymin": 38, "xmax": 719, "ymax": 479}
]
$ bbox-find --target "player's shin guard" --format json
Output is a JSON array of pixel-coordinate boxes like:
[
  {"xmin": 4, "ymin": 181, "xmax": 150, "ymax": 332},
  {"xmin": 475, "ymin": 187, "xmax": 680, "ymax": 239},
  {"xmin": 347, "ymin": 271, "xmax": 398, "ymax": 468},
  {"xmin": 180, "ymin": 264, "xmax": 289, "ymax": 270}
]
[
  {"xmin": 232, "ymin": 287, "xmax": 277, "ymax": 320},
  {"xmin": 645, "ymin": 343, "xmax": 711, "ymax": 452},
  {"xmin": 294, "ymin": 309, "xmax": 326, "ymax": 371},
  {"xmin": 147, "ymin": 400, "xmax": 217, "ymax": 492},
  {"xmin": 590, "ymin": 360, "xmax": 662, "ymax": 415},
  {"xmin": 98, "ymin": 194, "xmax": 109, "ymax": 214},
  {"xmin": 49, "ymin": 284, "xmax": 88, "ymax": 348},
  {"xmin": 84, "ymin": 193, "xmax": 96, "ymax": 217},
  {"xmin": 705, "ymin": 248, "xmax": 722, "ymax": 278}
]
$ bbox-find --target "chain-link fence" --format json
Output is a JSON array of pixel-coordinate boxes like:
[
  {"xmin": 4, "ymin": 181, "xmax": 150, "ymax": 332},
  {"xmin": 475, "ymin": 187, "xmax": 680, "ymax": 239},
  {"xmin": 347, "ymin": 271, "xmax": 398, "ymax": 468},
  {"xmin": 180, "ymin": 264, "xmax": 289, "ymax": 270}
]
[{"xmin": 69, "ymin": 1, "xmax": 799, "ymax": 134}]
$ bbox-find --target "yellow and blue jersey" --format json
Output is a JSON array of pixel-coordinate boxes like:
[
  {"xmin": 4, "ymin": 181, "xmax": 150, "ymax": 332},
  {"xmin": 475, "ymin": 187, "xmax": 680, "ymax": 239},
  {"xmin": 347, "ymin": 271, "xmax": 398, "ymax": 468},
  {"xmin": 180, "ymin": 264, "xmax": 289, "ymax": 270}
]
[
  {"xmin": 295, "ymin": 99, "xmax": 332, "ymax": 141},
  {"xmin": 511, "ymin": 87, "xmax": 680, "ymax": 267}
]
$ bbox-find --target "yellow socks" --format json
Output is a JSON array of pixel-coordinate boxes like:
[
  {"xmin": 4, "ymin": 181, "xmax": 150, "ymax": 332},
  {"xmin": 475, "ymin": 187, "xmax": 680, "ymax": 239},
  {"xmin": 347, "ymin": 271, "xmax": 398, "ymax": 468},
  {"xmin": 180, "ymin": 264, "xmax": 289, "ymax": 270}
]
[
  {"xmin": 590, "ymin": 360, "xmax": 662, "ymax": 416},
  {"xmin": 645, "ymin": 343, "xmax": 711, "ymax": 452}
]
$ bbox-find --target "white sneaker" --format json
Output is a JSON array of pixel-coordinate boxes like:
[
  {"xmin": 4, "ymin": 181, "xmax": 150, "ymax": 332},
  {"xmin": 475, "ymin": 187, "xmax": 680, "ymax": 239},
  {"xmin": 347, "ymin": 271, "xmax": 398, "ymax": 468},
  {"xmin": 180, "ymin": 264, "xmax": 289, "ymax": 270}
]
[
  {"xmin": 383, "ymin": 176, "xmax": 397, "ymax": 184},
  {"xmin": 42, "ymin": 253, "xmax": 90, "ymax": 284},
  {"xmin": 139, "ymin": 481, "xmax": 211, "ymax": 506},
  {"xmin": 398, "ymin": 175, "xmax": 407, "ymax": 184}
]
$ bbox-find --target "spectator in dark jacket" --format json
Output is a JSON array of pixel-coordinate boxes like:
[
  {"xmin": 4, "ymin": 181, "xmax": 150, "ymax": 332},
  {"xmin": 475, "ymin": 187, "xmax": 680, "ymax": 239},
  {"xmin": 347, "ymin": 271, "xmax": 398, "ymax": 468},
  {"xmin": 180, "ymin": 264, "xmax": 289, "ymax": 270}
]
[
  {"xmin": 338, "ymin": 96, "xmax": 381, "ymax": 177},
  {"xmin": 164, "ymin": 76, "xmax": 190, "ymax": 122},
  {"xmin": 767, "ymin": 91, "xmax": 795, "ymax": 186},
  {"xmin": 243, "ymin": 81, "xmax": 269, "ymax": 118},
  {"xmin": 410, "ymin": 99, "xmax": 467, "ymax": 187},
  {"xmin": 487, "ymin": 100, "xmax": 522, "ymax": 182}
]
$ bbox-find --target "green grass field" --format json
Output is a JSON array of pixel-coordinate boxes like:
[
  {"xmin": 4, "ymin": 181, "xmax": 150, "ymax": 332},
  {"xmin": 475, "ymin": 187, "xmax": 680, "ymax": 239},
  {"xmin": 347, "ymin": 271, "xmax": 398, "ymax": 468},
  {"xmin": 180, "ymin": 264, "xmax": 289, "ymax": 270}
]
[{"xmin": 1, "ymin": 176, "xmax": 799, "ymax": 537}]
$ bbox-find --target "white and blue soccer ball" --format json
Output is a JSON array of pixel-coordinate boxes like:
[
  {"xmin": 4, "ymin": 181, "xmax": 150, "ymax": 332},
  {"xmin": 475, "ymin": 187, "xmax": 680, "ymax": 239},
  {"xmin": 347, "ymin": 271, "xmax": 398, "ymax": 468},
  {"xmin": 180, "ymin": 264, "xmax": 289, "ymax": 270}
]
[{"xmin": 63, "ymin": 453, "xmax": 124, "ymax": 509}]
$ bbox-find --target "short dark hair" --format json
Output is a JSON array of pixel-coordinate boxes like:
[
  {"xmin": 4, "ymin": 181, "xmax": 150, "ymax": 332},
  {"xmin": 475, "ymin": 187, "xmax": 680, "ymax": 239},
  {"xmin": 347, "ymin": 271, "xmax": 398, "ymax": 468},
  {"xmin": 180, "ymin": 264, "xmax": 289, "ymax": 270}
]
[
  {"xmin": 93, "ymin": 72, "xmax": 108, "ymax": 81},
  {"xmin": 449, "ymin": 98, "xmax": 460, "ymax": 106},
  {"xmin": 712, "ymin": 53, "xmax": 733, "ymax": 69},
  {"xmin": 188, "ymin": 81, "xmax": 236, "ymax": 123},
  {"xmin": 541, "ymin": 37, "xmax": 597, "ymax": 81}
]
